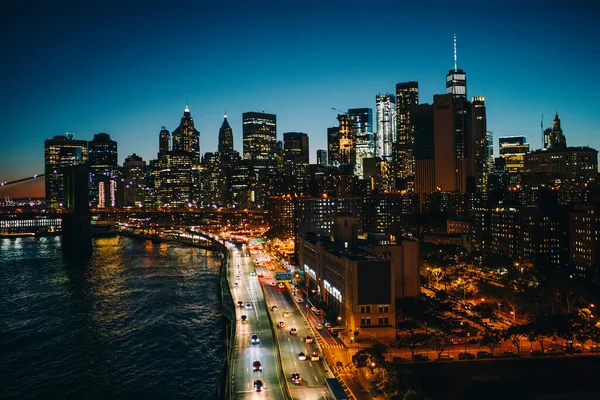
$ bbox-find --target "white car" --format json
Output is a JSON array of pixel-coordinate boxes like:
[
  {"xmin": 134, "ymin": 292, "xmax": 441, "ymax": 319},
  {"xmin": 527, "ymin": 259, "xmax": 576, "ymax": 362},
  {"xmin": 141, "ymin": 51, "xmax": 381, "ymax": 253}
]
[
  {"xmin": 296, "ymin": 298, "xmax": 303, "ymax": 303},
  {"xmin": 246, "ymin": 303, "xmax": 252, "ymax": 310},
  {"xmin": 298, "ymin": 352, "xmax": 307, "ymax": 361}
]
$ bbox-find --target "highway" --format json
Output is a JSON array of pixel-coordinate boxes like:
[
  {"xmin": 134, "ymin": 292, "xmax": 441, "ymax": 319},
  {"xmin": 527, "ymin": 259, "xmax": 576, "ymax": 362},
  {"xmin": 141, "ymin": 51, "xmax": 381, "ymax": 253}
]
[
  {"xmin": 229, "ymin": 246, "xmax": 286, "ymax": 399},
  {"xmin": 252, "ymin": 251, "xmax": 332, "ymax": 400}
]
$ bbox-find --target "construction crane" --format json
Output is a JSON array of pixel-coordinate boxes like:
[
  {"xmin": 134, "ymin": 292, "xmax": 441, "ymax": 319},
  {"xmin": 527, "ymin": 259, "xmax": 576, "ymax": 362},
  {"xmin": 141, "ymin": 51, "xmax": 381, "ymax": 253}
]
[{"xmin": 331, "ymin": 107, "xmax": 347, "ymax": 115}]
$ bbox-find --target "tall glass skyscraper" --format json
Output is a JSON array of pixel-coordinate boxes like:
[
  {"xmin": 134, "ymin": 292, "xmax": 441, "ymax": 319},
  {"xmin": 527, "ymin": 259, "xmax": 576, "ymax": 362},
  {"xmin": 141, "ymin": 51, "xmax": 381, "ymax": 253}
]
[
  {"xmin": 446, "ymin": 34, "xmax": 467, "ymax": 99},
  {"xmin": 395, "ymin": 81, "xmax": 419, "ymax": 190},
  {"xmin": 88, "ymin": 133, "xmax": 118, "ymax": 208},
  {"xmin": 348, "ymin": 108, "xmax": 373, "ymax": 178},
  {"xmin": 375, "ymin": 94, "xmax": 396, "ymax": 160},
  {"xmin": 172, "ymin": 104, "xmax": 201, "ymax": 166},
  {"xmin": 44, "ymin": 134, "xmax": 88, "ymax": 209}
]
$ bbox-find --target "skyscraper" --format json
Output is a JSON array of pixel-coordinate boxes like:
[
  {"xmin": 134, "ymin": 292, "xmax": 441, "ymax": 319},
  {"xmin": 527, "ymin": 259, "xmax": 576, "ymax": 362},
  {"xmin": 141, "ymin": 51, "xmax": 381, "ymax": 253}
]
[
  {"xmin": 499, "ymin": 136, "xmax": 530, "ymax": 174},
  {"xmin": 88, "ymin": 133, "xmax": 118, "ymax": 208},
  {"xmin": 395, "ymin": 81, "xmax": 419, "ymax": 190},
  {"xmin": 327, "ymin": 127, "xmax": 340, "ymax": 167},
  {"xmin": 375, "ymin": 94, "xmax": 396, "ymax": 160},
  {"xmin": 317, "ymin": 149, "xmax": 328, "ymax": 166},
  {"xmin": 548, "ymin": 111, "xmax": 567, "ymax": 148},
  {"xmin": 218, "ymin": 113, "xmax": 234, "ymax": 156},
  {"xmin": 348, "ymin": 108, "xmax": 374, "ymax": 178},
  {"xmin": 446, "ymin": 34, "xmax": 467, "ymax": 99},
  {"xmin": 242, "ymin": 111, "xmax": 277, "ymax": 207},
  {"xmin": 338, "ymin": 114, "xmax": 355, "ymax": 175},
  {"xmin": 123, "ymin": 153, "xmax": 146, "ymax": 207},
  {"xmin": 471, "ymin": 96, "xmax": 488, "ymax": 192},
  {"xmin": 242, "ymin": 112, "xmax": 277, "ymax": 161},
  {"xmin": 283, "ymin": 132, "xmax": 309, "ymax": 164},
  {"xmin": 172, "ymin": 104, "xmax": 201, "ymax": 166},
  {"xmin": 44, "ymin": 134, "xmax": 88, "ymax": 209},
  {"xmin": 158, "ymin": 126, "xmax": 170, "ymax": 159}
]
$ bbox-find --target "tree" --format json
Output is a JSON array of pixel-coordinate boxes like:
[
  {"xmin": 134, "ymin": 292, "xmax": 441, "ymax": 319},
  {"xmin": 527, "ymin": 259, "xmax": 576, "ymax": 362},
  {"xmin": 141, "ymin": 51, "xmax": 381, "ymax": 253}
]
[
  {"xmin": 428, "ymin": 331, "xmax": 451, "ymax": 359},
  {"xmin": 472, "ymin": 303, "xmax": 497, "ymax": 320},
  {"xmin": 430, "ymin": 268, "xmax": 444, "ymax": 286},
  {"xmin": 498, "ymin": 264, "xmax": 532, "ymax": 322},
  {"xmin": 503, "ymin": 325, "xmax": 528, "ymax": 355},
  {"xmin": 351, "ymin": 343, "xmax": 387, "ymax": 369},
  {"xmin": 352, "ymin": 349, "xmax": 371, "ymax": 368},
  {"xmin": 479, "ymin": 329, "xmax": 502, "ymax": 355}
]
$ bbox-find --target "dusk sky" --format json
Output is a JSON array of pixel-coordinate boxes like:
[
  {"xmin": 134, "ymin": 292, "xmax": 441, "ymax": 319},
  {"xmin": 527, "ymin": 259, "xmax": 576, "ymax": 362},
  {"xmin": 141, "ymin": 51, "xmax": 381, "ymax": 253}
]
[{"xmin": 1, "ymin": 0, "xmax": 598, "ymax": 197}]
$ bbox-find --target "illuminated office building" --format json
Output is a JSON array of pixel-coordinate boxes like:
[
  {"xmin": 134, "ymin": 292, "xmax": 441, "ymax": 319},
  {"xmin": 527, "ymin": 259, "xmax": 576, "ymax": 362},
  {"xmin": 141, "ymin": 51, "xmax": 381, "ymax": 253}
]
[
  {"xmin": 348, "ymin": 108, "xmax": 374, "ymax": 178},
  {"xmin": 337, "ymin": 114, "xmax": 355, "ymax": 175},
  {"xmin": 44, "ymin": 133, "xmax": 88, "ymax": 209},
  {"xmin": 375, "ymin": 94, "xmax": 396, "ymax": 160},
  {"xmin": 172, "ymin": 104, "xmax": 201, "ymax": 166},
  {"xmin": 499, "ymin": 136, "xmax": 529, "ymax": 174},
  {"xmin": 243, "ymin": 111, "xmax": 277, "ymax": 207},
  {"xmin": 317, "ymin": 149, "xmax": 328, "ymax": 166},
  {"xmin": 158, "ymin": 126, "xmax": 170, "ymax": 158},
  {"xmin": 446, "ymin": 34, "xmax": 467, "ymax": 99},
  {"xmin": 88, "ymin": 133, "xmax": 118, "ymax": 208},
  {"xmin": 471, "ymin": 96, "xmax": 488, "ymax": 192},
  {"xmin": 395, "ymin": 81, "xmax": 419, "ymax": 190},
  {"xmin": 218, "ymin": 113, "xmax": 234, "ymax": 156},
  {"xmin": 123, "ymin": 153, "xmax": 146, "ymax": 207},
  {"xmin": 327, "ymin": 127, "xmax": 340, "ymax": 167}
]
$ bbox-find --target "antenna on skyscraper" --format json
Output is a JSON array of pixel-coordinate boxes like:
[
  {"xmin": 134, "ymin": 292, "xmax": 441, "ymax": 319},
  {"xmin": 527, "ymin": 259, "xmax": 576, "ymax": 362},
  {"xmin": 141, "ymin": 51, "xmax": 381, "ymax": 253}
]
[
  {"xmin": 453, "ymin": 33, "xmax": 458, "ymax": 70},
  {"xmin": 541, "ymin": 114, "xmax": 544, "ymax": 148}
]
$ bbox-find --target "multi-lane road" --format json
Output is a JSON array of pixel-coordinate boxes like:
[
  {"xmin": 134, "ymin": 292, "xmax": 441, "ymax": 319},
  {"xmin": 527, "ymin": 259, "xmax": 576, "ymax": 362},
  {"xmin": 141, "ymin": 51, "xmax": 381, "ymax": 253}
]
[
  {"xmin": 229, "ymin": 246, "xmax": 285, "ymax": 399},
  {"xmin": 228, "ymin": 245, "xmax": 333, "ymax": 399}
]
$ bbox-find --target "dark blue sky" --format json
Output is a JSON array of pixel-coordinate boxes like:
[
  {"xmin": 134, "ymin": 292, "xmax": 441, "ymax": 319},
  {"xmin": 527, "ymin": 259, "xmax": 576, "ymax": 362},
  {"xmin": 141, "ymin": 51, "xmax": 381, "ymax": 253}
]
[{"xmin": 1, "ymin": 0, "xmax": 599, "ymax": 196}]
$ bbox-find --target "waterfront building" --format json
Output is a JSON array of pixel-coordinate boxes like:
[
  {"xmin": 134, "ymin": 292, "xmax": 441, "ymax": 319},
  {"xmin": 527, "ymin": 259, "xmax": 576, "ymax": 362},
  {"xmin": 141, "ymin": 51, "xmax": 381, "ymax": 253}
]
[
  {"xmin": 44, "ymin": 133, "xmax": 88, "ymax": 209},
  {"xmin": 122, "ymin": 153, "xmax": 146, "ymax": 207},
  {"xmin": 88, "ymin": 133, "xmax": 118, "ymax": 208}
]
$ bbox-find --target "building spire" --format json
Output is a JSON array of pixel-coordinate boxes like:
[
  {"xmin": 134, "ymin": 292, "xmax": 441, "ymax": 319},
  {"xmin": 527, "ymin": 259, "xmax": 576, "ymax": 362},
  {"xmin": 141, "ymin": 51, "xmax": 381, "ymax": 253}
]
[
  {"xmin": 453, "ymin": 33, "xmax": 458, "ymax": 70},
  {"xmin": 185, "ymin": 95, "xmax": 189, "ymax": 113},
  {"xmin": 224, "ymin": 110, "xmax": 227, "ymax": 119}
]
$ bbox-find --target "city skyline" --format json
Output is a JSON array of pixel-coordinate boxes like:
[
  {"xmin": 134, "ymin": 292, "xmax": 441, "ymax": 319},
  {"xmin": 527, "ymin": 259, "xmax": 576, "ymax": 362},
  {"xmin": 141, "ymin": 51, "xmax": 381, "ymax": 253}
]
[{"xmin": 2, "ymin": 0, "xmax": 599, "ymax": 197}]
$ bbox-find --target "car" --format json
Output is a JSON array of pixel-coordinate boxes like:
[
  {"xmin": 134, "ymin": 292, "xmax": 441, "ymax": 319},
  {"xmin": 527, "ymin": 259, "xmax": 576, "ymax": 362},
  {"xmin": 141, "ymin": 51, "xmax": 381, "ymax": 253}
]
[
  {"xmin": 530, "ymin": 350, "xmax": 546, "ymax": 357},
  {"xmin": 252, "ymin": 360, "xmax": 262, "ymax": 372},
  {"xmin": 251, "ymin": 334, "xmax": 260, "ymax": 344},
  {"xmin": 436, "ymin": 354, "xmax": 454, "ymax": 361},
  {"xmin": 296, "ymin": 297, "xmax": 303, "ymax": 303},
  {"xmin": 254, "ymin": 379, "xmax": 263, "ymax": 392},
  {"xmin": 476, "ymin": 351, "xmax": 493, "ymax": 359},
  {"xmin": 241, "ymin": 315, "xmax": 248, "ymax": 323},
  {"xmin": 246, "ymin": 303, "xmax": 252, "ymax": 310},
  {"xmin": 545, "ymin": 349, "xmax": 564, "ymax": 357},
  {"xmin": 450, "ymin": 337, "xmax": 462, "ymax": 345},
  {"xmin": 277, "ymin": 321, "xmax": 285, "ymax": 328},
  {"xmin": 233, "ymin": 282, "xmax": 239, "ymax": 288},
  {"xmin": 314, "ymin": 309, "xmax": 321, "ymax": 316},
  {"xmin": 237, "ymin": 300, "xmax": 244, "ymax": 308},
  {"xmin": 304, "ymin": 335, "xmax": 314, "ymax": 343},
  {"xmin": 324, "ymin": 322, "xmax": 332, "ymax": 328},
  {"xmin": 466, "ymin": 338, "xmax": 479, "ymax": 344},
  {"xmin": 499, "ymin": 351, "xmax": 520, "ymax": 358},
  {"xmin": 290, "ymin": 373, "xmax": 301, "ymax": 384},
  {"xmin": 298, "ymin": 352, "xmax": 307, "ymax": 361},
  {"xmin": 458, "ymin": 352, "xmax": 475, "ymax": 360},
  {"xmin": 278, "ymin": 283, "xmax": 285, "ymax": 289},
  {"xmin": 591, "ymin": 345, "xmax": 600, "ymax": 353},
  {"xmin": 412, "ymin": 354, "xmax": 429, "ymax": 362},
  {"xmin": 311, "ymin": 306, "xmax": 318, "ymax": 313},
  {"xmin": 271, "ymin": 305, "xmax": 278, "ymax": 312},
  {"xmin": 283, "ymin": 311, "xmax": 290, "ymax": 318},
  {"xmin": 290, "ymin": 328, "xmax": 297, "ymax": 335},
  {"xmin": 310, "ymin": 351, "xmax": 320, "ymax": 361},
  {"xmin": 236, "ymin": 275, "xmax": 240, "ymax": 279},
  {"xmin": 250, "ymin": 271, "xmax": 256, "ymax": 276},
  {"xmin": 258, "ymin": 273, "xmax": 264, "ymax": 277},
  {"xmin": 270, "ymin": 281, "xmax": 276, "ymax": 286},
  {"xmin": 315, "ymin": 323, "xmax": 323, "ymax": 330}
]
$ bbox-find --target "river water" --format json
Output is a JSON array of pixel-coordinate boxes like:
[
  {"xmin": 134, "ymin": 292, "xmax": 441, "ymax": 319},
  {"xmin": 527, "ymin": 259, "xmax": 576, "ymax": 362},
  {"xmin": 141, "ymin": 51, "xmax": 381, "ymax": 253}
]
[{"xmin": 0, "ymin": 235, "xmax": 226, "ymax": 399}]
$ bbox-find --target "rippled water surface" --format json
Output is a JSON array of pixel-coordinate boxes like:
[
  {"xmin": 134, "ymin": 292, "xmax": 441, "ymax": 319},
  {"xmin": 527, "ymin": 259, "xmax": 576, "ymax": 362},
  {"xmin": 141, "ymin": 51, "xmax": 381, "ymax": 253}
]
[{"xmin": 0, "ymin": 236, "xmax": 225, "ymax": 399}]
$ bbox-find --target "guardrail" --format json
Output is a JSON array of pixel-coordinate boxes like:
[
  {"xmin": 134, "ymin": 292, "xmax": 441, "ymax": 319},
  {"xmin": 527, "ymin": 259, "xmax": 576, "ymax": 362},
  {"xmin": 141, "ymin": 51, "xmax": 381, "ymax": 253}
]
[{"xmin": 220, "ymin": 247, "xmax": 236, "ymax": 400}]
